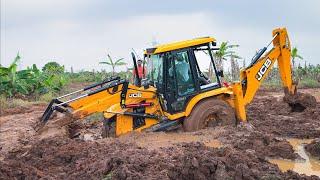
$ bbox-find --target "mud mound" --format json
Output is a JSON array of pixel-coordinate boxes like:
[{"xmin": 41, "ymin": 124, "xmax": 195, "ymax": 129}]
[
  {"xmin": 223, "ymin": 128, "xmax": 299, "ymax": 160},
  {"xmin": 248, "ymin": 96, "xmax": 320, "ymax": 138},
  {"xmin": 305, "ymin": 139, "xmax": 320, "ymax": 160},
  {"xmin": 35, "ymin": 112, "xmax": 79, "ymax": 140},
  {"xmin": 1, "ymin": 137, "xmax": 317, "ymax": 180},
  {"xmin": 283, "ymin": 92, "xmax": 317, "ymax": 112}
]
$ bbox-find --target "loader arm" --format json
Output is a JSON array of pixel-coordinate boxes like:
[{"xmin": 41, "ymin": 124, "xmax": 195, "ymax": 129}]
[
  {"xmin": 232, "ymin": 28, "xmax": 296, "ymax": 121},
  {"xmin": 41, "ymin": 77, "xmax": 126, "ymax": 123},
  {"xmin": 41, "ymin": 77, "xmax": 154, "ymax": 122}
]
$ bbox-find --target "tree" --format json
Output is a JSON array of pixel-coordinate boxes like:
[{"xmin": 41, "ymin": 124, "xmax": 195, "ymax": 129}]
[
  {"xmin": 229, "ymin": 53, "xmax": 242, "ymax": 81},
  {"xmin": 214, "ymin": 42, "xmax": 240, "ymax": 71},
  {"xmin": 99, "ymin": 54, "xmax": 126, "ymax": 75},
  {"xmin": 212, "ymin": 42, "xmax": 240, "ymax": 82},
  {"xmin": 0, "ymin": 53, "xmax": 28, "ymax": 97},
  {"xmin": 125, "ymin": 65, "xmax": 134, "ymax": 82},
  {"xmin": 291, "ymin": 47, "xmax": 303, "ymax": 70},
  {"xmin": 42, "ymin": 61, "xmax": 64, "ymax": 74}
]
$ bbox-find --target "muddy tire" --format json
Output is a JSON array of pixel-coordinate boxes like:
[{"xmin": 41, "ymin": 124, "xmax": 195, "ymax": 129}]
[{"xmin": 183, "ymin": 98, "xmax": 236, "ymax": 132}]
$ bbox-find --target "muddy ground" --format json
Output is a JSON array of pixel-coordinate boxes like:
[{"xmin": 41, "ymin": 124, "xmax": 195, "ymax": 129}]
[
  {"xmin": 305, "ymin": 139, "xmax": 320, "ymax": 159},
  {"xmin": 0, "ymin": 88, "xmax": 320, "ymax": 179}
]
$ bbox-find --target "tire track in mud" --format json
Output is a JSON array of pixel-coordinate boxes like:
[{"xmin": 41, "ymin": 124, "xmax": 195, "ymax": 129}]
[{"xmin": 0, "ymin": 110, "xmax": 41, "ymax": 160}]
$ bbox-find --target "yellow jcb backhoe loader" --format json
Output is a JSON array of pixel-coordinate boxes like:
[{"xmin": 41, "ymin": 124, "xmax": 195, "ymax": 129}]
[{"xmin": 40, "ymin": 28, "xmax": 304, "ymax": 137}]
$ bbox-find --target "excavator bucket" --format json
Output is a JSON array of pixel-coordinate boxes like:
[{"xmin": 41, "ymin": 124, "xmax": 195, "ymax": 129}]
[
  {"xmin": 40, "ymin": 76, "xmax": 122, "ymax": 124},
  {"xmin": 41, "ymin": 98, "xmax": 67, "ymax": 123}
]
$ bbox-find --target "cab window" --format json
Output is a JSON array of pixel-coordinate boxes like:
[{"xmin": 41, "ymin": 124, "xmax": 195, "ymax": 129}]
[
  {"xmin": 172, "ymin": 51, "xmax": 195, "ymax": 96},
  {"xmin": 146, "ymin": 54, "xmax": 163, "ymax": 89},
  {"xmin": 165, "ymin": 50, "xmax": 196, "ymax": 112},
  {"xmin": 193, "ymin": 45, "xmax": 220, "ymax": 90}
]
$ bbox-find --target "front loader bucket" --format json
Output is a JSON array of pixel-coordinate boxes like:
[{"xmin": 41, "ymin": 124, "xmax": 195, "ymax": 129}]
[{"xmin": 41, "ymin": 99, "xmax": 67, "ymax": 123}]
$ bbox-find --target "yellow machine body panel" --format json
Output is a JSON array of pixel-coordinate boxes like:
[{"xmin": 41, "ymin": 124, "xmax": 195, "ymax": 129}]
[
  {"xmin": 103, "ymin": 85, "xmax": 162, "ymax": 136},
  {"xmin": 68, "ymin": 86, "xmax": 123, "ymax": 119}
]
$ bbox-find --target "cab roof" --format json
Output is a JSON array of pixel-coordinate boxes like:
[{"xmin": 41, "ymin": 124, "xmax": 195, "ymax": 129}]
[{"xmin": 145, "ymin": 36, "xmax": 216, "ymax": 55}]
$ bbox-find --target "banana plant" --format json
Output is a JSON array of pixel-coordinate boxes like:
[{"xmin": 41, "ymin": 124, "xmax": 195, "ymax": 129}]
[
  {"xmin": 214, "ymin": 42, "xmax": 240, "ymax": 71},
  {"xmin": 291, "ymin": 47, "xmax": 303, "ymax": 69},
  {"xmin": 99, "ymin": 54, "xmax": 126, "ymax": 75},
  {"xmin": 0, "ymin": 53, "xmax": 29, "ymax": 97},
  {"xmin": 0, "ymin": 53, "xmax": 68, "ymax": 97}
]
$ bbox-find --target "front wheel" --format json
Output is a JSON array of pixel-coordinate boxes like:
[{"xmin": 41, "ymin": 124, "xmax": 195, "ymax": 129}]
[{"xmin": 183, "ymin": 98, "xmax": 236, "ymax": 131}]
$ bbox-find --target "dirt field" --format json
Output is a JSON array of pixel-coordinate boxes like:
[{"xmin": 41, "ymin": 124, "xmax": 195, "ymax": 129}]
[{"xmin": 0, "ymin": 88, "xmax": 320, "ymax": 179}]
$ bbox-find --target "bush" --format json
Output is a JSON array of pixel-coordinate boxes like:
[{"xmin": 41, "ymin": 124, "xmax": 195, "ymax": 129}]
[
  {"xmin": 0, "ymin": 54, "xmax": 68, "ymax": 98},
  {"xmin": 42, "ymin": 61, "xmax": 64, "ymax": 74}
]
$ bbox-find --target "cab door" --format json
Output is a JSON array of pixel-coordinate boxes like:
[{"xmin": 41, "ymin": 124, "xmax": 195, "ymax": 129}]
[{"xmin": 164, "ymin": 49, "xmax": 198, "ymax": 113}]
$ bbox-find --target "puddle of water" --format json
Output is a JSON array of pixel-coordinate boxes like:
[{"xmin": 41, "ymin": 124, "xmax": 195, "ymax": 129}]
[{"xmin": 269, "ymin": 138, "xmax": 320, "ymax": 177}]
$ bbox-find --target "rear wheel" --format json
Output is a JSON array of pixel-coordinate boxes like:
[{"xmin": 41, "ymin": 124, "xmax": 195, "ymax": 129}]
[{"xmin": 183, "ymin": 98, "xmax": 236, "ymax": 131}]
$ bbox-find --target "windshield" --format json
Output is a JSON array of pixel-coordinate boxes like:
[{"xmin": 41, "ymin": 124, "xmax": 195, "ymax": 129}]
[{"xmin": 146, "ymin": 54, "xmax": 163, "ymax": 88}]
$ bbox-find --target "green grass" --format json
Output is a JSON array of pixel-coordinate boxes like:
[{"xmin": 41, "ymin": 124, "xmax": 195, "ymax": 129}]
[
  {"xmin": 298, "ymin": 78, "xmax": 320, "ymax": 88},
  {"xmin": 262, "ymin": 78, "xmax": 320, "ymax": 89},
  {"xmin": 262, "ymin": 80, "xmax": 282, "ymax": 89},
  {"xmin": 0, "ymin": 95, "xmax": 42, "ymax": 110}
]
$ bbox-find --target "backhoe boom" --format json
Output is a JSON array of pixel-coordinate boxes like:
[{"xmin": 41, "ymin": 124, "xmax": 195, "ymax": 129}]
[{"xmin": 232, "ymin": 28, "xmax": 296, "ymax": 121}]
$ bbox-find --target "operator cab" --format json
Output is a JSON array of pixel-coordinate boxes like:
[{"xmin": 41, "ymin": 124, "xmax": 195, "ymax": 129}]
[{"xmin": 143, "ymin": 37, "xmax": 221, "ymax": 114}]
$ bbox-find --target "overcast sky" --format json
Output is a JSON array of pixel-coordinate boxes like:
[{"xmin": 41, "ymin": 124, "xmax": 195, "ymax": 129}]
[{"xmin": 1, "ymin": 0, "xmax": 319, "ymax": 72}]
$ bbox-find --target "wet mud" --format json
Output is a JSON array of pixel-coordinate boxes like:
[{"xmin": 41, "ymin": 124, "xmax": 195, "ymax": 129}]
[
  {"xmin": 283, "ymin": 92, "xmax": 317, "ymax": 112},
  {"xmin": 305, "ymin": 139, "xmax": 320, "ymax": 159},
  {"xmin": 1, "ymin": 137, "xmax": 318, "ymax": 180},
  {"xmin": 0, "ymin": 88, "xmax": 320, "ymax": 179},
  {"xmin": 248, "ymin": 94, "xmax": 320, "ymax": 138}
]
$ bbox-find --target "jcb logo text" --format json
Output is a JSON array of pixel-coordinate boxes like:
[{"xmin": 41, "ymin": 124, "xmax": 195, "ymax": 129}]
[
  {"xmin": 255, "ymin": 59, "xmax": 272, "ymax": 81},
  {"xmin": 129, "ymin": 93, "xmax": 142, "ymax": 98}
]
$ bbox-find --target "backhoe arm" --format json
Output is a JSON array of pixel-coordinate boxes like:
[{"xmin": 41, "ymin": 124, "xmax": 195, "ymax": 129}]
[{"xmin": 232, "ymin": 28, "xmax": 296, "ymax": 121}]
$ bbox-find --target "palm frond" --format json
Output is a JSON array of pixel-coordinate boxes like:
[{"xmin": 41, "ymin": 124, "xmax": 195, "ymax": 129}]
[
  {"xmin": 115, "ymin": 58, "xmax": 125, "ymax": 64},
  {"xmin": 296, "ymin": 55, "xmax": 303, "ymax": 60},
  {"xmin": 107, "ymin": 54, "xmax": 114, "ymax": 65},
  {"xmin": 99, "ymin": 61, "xmax": 112, "ymax": 65},
  {"xmin": 9, "ymin": 53, "xmax": 21, "ymax": 69},
  {"xmin": 116, "ymin": 62, "xmax": 127, "ymax": 66}
]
